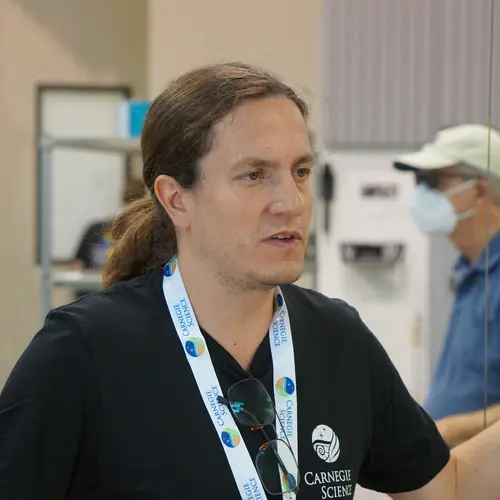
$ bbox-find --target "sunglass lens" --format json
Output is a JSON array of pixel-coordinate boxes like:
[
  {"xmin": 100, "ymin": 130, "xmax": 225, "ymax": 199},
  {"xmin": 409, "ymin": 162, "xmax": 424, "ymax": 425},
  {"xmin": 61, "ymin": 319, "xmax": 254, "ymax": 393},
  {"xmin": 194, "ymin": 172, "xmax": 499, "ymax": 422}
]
[
  {"xmin": 415, "ymin": 171, "xmax": 438, "ymax": 189},
  {"xmin": 255, "ymin": 439, "xmax": 299, "ymax": 495},
  {"xmin": 227, "ymin": 378, "xmax": 274, "ymax": 427}
]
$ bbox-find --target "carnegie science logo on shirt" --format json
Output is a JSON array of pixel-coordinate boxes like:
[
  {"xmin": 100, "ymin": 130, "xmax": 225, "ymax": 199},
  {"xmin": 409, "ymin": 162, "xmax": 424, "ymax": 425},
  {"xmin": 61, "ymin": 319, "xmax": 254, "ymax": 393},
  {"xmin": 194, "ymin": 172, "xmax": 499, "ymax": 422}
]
[{"xmin": 306, "ymin": 424, "xmax": 354, "ymax": 499}]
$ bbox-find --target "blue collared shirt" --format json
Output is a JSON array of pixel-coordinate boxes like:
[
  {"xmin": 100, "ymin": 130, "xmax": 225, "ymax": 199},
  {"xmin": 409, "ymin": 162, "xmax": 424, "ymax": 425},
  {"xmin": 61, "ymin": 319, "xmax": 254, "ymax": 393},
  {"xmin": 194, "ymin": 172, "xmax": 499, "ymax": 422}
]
[{"xmin": 425, "ymin": 233, "xmax": 500, "ymax": 420}]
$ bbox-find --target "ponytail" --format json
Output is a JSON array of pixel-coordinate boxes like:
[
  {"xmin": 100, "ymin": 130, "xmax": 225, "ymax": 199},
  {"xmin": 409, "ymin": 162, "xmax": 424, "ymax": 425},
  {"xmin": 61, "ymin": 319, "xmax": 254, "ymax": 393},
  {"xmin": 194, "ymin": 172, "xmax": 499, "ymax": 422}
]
[{"xmin": 102, "ymin": 196, "xmax": 176, "ymax": 288}]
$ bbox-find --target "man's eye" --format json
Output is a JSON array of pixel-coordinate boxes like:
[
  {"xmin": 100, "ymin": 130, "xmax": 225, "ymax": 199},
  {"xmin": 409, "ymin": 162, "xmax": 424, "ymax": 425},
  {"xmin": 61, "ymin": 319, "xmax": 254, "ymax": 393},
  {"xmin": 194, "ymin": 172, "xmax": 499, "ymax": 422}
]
[
  {"xmin": 296, "ymin": 167, "xmax": 311, "ymax": 179},
  {"xmin": 245, "ymin": 171, "xmax": 263, "ymax": 181}
]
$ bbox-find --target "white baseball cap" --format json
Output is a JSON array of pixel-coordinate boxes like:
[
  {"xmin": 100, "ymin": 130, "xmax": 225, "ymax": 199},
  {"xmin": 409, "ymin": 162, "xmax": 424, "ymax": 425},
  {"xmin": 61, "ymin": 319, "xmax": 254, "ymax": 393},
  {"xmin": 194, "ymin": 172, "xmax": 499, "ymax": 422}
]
[{"xmin": 394, "ymin": 124, "xmax": 500, "ymax": 177}]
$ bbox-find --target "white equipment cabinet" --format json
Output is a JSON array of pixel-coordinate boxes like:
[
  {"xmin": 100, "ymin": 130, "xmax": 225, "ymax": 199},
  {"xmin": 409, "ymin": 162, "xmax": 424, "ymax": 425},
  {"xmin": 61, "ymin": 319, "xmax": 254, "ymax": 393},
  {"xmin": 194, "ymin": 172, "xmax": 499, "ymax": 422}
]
[
  {"xmin": 314, "ymin": 149, "xmax": 457, "ymax": 500},
  {"xmin": 38, "ymin": 136, "xmax": 141, "ymax": 319}
]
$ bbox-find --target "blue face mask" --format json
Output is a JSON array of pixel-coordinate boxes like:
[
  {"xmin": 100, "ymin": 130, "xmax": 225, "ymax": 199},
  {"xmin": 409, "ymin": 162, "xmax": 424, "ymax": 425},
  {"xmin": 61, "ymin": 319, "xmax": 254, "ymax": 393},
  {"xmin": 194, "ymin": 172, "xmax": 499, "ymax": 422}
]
[{"xmin": 410, "ymin": 180, "xmax": 477, "ymax": 235}]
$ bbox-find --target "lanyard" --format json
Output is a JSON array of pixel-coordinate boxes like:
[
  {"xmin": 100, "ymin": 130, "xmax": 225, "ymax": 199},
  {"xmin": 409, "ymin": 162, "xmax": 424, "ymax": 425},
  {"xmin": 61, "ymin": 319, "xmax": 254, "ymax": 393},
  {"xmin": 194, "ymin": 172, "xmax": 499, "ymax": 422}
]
[{"xmin": 162, "ymin": 257, "xmax": 298, "ymax": 500}]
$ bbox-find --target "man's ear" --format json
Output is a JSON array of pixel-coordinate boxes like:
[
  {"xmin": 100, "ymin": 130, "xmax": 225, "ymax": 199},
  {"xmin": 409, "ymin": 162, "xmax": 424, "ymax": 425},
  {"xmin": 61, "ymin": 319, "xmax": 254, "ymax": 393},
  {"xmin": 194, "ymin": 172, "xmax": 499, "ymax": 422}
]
[
  {"xmin": 154, "ymin": 175, "xmax": 191, "ymax": 230},
  {"xmin": 476, "ymin": 178, "xmax": 490, "ymax": 202}
]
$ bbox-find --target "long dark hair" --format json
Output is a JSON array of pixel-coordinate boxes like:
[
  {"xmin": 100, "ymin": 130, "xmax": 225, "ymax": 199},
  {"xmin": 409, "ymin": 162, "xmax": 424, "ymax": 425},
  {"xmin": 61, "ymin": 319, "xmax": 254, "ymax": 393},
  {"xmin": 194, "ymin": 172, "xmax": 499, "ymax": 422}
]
[{"xmin": 102, "ymin": 62, "xmax": 309, "ymax": 287}]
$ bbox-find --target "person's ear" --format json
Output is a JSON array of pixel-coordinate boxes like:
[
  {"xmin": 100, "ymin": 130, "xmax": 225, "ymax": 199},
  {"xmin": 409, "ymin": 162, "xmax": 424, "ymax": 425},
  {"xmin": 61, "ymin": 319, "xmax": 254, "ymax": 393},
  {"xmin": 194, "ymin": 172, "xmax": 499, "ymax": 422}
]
[
  {"xmin": 475, "ymin": 178, "xmax": 489, "ymax": 204},
  {"xmin": 154, "ymin": 175, "xmax": 192, "ymax": 230}
]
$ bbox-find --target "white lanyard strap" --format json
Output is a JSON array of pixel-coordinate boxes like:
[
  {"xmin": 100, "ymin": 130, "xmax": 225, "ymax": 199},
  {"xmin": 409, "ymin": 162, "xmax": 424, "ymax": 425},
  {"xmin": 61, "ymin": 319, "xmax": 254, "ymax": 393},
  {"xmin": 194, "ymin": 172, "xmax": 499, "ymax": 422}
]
[
  {"xmin": 162, "ymin": 257, "xmax": 298, "ymax": 499},
  {"xmin": 270, "ymin": 291, "xmax": 298, "ymax": 500}
]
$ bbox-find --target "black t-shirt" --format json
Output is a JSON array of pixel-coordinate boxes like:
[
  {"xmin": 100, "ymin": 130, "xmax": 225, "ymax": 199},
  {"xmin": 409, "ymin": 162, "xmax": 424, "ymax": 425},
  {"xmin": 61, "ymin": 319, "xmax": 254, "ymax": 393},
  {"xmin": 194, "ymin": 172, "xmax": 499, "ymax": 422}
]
[{"xmin": 0, "ymin": 268, "xmax": 450, "ymax": 500}]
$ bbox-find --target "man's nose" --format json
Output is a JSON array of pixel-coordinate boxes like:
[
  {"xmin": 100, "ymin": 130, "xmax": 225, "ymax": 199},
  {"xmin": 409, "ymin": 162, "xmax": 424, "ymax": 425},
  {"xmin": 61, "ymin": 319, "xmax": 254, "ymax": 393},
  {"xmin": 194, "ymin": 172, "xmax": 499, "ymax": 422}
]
[{"xmin": 268, "ymin": 175, "xmax": 307, "ymax": 216}]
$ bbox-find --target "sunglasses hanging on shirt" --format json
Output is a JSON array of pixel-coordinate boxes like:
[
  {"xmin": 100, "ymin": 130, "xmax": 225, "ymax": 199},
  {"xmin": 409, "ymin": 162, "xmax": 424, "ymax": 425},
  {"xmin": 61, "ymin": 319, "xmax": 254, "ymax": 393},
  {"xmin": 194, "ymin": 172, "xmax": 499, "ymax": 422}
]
[{"xmin": 218, "ymin": 377, "xmax": 300, "ymax": 496}]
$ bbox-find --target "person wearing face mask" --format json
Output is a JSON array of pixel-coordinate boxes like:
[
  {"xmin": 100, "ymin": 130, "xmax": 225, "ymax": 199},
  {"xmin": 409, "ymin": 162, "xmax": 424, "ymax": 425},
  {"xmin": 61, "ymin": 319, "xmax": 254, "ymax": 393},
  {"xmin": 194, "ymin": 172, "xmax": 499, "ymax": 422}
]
[{"xmin": 394, "ymin": 124, "xmax": 500, "ymax": 446}]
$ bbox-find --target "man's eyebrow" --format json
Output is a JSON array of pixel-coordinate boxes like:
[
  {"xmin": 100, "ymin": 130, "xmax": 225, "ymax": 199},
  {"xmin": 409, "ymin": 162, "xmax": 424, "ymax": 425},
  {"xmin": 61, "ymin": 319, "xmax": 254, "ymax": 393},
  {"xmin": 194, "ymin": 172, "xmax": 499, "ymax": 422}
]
[
  {"xmin": 230, "ymin": 154, "xmax": 314, "ymax": 170},
  {"xmin": 294, "ymin": 153, "xmax": 314, "ymax": 165}
]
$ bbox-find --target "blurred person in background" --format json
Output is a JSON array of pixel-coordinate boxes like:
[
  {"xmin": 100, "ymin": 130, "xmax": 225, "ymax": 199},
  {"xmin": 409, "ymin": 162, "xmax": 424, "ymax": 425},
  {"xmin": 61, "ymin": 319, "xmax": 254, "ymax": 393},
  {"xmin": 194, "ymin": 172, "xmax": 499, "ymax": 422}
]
[
  {"xmin": 394, "ymin": 124, "xmax": 500, "ymax": 446},
  {"xmin": 73, "ymin": 175, "xmax": 145, "ymax": 272},
  {"xmin": 71, "ymin": 176, "xmax": 145, "ymax": 298}
]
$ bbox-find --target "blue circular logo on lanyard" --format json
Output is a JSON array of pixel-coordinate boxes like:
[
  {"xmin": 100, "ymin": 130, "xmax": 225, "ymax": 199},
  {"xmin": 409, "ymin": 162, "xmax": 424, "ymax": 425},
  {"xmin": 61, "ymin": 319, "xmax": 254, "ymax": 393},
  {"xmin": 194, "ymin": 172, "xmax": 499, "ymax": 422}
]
[
  {"xmin": 185, "ymin": 338, "xmax": 206, "ymax": 357},
  {"xmin": 275, "ymin": 376, "xmax": 295, "ymax": 397},
  {"xmin": 163, "ymin": 259, "xmax": 177, "ymax": 277},
  {"xmin": 275, "ymin": 293, "xmax": 284, "ymax": 311}
]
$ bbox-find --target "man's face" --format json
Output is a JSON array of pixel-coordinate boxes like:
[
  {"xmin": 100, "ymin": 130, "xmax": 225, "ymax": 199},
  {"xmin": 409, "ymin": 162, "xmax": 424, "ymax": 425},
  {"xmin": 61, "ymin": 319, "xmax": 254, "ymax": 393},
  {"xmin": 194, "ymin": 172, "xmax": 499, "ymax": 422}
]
[{"xmin": 184, "ymin": 96, "xmax": 313, "ymax": 291}]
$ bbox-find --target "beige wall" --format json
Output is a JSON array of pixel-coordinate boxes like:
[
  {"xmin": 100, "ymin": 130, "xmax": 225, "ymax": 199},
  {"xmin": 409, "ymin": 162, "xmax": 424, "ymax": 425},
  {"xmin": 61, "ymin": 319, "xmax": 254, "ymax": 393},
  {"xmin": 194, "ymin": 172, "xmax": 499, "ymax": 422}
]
[
  {"xmin": 0, "ymin": 0, "xmax": 147, "ymax": 385},
  {"xmin": 148, "ymin": 0, "xmax": 323, "ymax": 130}
]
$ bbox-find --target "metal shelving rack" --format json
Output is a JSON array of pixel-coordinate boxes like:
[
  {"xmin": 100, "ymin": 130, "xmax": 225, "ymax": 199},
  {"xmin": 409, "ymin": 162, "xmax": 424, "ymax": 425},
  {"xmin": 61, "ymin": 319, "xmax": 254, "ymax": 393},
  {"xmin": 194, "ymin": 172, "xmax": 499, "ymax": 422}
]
[{"xmin": 38, "ymin": 135, "xmax": 141, "ymax": 318}]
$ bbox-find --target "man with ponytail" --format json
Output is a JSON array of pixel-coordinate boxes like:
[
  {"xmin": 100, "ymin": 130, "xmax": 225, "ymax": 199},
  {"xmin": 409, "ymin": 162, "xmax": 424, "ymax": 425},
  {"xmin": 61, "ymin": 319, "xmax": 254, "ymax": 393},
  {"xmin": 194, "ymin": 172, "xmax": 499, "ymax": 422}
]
[{"xmin": 1, "ymin": 62, "xmax": 500, "ymax": 500}]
